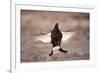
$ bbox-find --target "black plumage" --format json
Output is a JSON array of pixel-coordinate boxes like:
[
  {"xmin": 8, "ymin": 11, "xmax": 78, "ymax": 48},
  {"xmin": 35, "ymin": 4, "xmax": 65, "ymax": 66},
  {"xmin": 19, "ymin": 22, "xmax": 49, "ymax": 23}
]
[
  {"xmin": 51, "ymin": 23, "xmax": 62, "ymax": 47},
  {"xmin": 49, "ymin": 23, "xmax": 68, "ymax": 56}
]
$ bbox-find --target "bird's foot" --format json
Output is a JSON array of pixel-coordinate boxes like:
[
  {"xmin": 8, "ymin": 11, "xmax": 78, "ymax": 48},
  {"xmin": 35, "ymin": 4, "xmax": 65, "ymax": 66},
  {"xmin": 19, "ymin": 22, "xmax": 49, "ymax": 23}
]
[
  {"xmin": 49, "ymin": 51, "xmax": 53, "ymax": 56},
  {"xmin": 49, "ymin": 53, "xmax": 52, "ymax": 56},
  {"xmin": 59, "ymin": 48, "xmax": 68, "ymax": 53}
]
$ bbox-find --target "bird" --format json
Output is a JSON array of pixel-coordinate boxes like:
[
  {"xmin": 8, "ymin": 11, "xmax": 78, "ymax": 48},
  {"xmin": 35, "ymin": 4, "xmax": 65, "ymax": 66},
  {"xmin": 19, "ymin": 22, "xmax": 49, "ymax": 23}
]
[
  {"xmin": 49, "ymin": 23, "xmax": 68, "ymax": 56},
  {"xmin": 35, "ymin": 23, "xmax": 75, "ymax": 56}
]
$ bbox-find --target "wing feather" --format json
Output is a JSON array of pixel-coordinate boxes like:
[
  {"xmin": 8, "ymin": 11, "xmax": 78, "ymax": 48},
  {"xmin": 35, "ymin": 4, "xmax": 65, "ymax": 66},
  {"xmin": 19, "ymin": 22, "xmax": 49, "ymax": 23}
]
[
  {"xmin": 62, "ymin": 32, "xmax": 75, "ymax": 41},
  {"xmin": 36, "ymin": 33, "xmax": 51, "ymax": 43},
  {"xmin": 35, "ymin": 31, "xmax": 75, "ymax": 43}
]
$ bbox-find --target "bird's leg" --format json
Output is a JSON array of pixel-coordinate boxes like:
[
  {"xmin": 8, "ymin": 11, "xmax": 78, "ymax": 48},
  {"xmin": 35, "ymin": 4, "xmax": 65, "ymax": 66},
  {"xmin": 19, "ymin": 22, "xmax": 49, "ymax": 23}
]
[
  {"xmin": 49, "ymin": 50, "xmax": 53, "ymax": 56},
  {"xmin": 59, "ymin": 48, "xmax": 68, "ymax": 53}
]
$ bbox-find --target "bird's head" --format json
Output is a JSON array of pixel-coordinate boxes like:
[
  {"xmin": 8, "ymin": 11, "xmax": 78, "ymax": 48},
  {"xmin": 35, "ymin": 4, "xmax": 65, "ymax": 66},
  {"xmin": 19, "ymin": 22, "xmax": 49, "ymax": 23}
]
[{"xmin": 55, "ymin": 23, "xmax": 59, "ymax": 29}]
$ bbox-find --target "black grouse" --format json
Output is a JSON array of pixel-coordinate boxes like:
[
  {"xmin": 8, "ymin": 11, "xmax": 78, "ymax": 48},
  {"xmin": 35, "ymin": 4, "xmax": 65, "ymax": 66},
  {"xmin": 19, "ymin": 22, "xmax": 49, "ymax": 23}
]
[{"xmin": 49, "ymin": 23, "xmax": 68, "ymax": 56}]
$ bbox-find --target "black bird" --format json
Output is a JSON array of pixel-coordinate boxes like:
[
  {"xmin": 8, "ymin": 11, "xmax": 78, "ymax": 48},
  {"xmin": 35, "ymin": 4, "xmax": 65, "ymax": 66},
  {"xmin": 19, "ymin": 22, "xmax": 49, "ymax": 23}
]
[
  {"xmin": 36, "ymin": 23, "xmax": 75, "ymax": 56},
  {"xmin": 49, "ymin": 23, "xmax": 68, "ymax": 56}
]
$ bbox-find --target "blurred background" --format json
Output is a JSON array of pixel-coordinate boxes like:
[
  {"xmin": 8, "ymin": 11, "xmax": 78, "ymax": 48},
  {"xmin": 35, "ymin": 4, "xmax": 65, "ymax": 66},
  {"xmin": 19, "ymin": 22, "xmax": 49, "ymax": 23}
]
[{"xmin": 21, "ymin": 10, "xmax": 89, "ymax": 62}]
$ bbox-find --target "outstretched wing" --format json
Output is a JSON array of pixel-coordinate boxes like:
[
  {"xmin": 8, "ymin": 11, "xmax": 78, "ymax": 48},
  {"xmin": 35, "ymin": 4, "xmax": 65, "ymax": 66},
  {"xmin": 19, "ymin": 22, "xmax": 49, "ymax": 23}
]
[
  {"xmin": 35, "ymin": 31, "xmax": 75, "ymax": 43},
  {"xmin": 35, "ymin": 33, "xmax": 51, "ymax": 43},
  {"xmin": 61, "ymin": 32, "xmax": 75, "ymax": 41}
]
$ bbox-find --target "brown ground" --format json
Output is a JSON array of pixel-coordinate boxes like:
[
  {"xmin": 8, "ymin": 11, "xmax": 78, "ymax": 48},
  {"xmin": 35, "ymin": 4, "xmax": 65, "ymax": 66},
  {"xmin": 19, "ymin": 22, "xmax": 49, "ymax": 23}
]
[{"xmin": 21, "ymin": 10, "xmax": 89, "ymax": 62}]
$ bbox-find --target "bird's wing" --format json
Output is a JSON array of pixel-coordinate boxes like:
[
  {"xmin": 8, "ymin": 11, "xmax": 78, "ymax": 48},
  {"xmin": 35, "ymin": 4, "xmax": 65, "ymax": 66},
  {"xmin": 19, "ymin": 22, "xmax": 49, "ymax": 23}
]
[
  {"xmin": 35, "ymin": 33, "xmax": 51, "ymax": 43},
  {"xmin": 61, "ymin": 31, "xmax": 75, "ymax": 42},
  {"xmin": 35, "ymin": 31, "xmax": 75, "ymax": 43}
]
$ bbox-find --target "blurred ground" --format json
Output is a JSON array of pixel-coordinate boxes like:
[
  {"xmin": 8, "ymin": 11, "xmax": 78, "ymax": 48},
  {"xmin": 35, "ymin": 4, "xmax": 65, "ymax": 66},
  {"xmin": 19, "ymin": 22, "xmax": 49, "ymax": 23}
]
[{"xmin": 21, "ymin": 10, "xmax": 89, "ymax": 62}]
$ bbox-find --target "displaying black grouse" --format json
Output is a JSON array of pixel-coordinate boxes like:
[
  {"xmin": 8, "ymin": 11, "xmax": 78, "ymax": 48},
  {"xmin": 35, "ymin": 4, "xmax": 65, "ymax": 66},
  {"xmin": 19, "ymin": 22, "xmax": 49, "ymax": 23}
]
[{"xmin": 49, "ymin": 23, "xmax": 68, "ymax": 56}]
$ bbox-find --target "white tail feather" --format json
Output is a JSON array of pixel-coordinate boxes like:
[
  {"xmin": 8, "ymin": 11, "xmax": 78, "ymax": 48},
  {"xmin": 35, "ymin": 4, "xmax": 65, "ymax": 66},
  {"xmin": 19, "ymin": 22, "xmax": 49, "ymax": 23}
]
[{"xmin": 52, "ymin": 46, "xmax": 60, "ymax": 54}]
